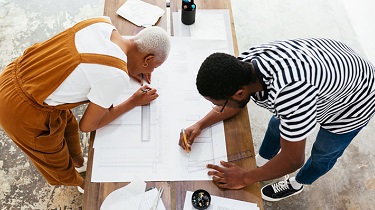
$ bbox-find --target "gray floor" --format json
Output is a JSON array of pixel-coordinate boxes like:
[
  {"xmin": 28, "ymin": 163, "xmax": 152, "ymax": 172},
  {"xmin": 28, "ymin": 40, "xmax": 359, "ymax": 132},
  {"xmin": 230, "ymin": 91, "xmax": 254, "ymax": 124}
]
[{"xmin": 1, "ymin": 0, "xmax": 374, "ymax": 209}]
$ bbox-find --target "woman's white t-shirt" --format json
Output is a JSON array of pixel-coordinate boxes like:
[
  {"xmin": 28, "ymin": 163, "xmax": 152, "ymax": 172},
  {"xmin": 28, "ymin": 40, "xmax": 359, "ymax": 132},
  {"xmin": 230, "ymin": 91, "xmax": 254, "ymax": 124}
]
[{"xmin": 44, "ymin": 20, "xmax": 130, "ymax": 108}]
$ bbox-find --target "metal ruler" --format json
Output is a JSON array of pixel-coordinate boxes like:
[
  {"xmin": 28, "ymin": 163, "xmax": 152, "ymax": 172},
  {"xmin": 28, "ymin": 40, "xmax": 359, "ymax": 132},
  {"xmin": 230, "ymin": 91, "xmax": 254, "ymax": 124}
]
[
  {"xmin": 187, "ymin": 149, "xmax": 254, "ymax": 173},
  {"xmin": 141, "ymin": 103, "xmax": 151, "ymax": 141}
]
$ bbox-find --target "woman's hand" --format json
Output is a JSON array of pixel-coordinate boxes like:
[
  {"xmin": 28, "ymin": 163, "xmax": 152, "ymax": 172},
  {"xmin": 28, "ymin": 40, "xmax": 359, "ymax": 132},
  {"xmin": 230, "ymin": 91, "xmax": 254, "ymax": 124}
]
[
  {"xmin": 178, "ymin": 123, "xmax": 203, "ymax": 151},
  {"xmin": 129, "ymin": 85, "xmax": 158, "ymax": 106}
]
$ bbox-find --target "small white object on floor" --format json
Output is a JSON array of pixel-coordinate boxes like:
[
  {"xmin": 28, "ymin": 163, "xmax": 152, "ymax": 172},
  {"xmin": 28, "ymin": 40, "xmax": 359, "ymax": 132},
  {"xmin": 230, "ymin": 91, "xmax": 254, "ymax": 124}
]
[{"xmin": 77, "ymin": 186, "xmax": 84, "ymax": 194}]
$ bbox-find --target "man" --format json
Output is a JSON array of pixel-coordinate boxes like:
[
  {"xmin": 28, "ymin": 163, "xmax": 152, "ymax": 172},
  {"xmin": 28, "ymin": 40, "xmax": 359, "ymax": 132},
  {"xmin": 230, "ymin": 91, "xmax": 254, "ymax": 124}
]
[
  {"xmin": 0, "ymin": 16, "xmax": 170, "ymax": 193},
  {"xmin": 179, "ymin": 38, "xmax": 374, "ymax": 201}
]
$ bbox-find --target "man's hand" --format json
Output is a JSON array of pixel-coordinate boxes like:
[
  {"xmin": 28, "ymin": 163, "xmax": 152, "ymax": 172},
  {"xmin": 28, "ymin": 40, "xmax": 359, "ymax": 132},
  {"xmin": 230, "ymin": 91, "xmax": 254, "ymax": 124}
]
[
  {"xmin": 207, "ymin": 161, "xmax": 248, "ymax": 189},
  {"xmin": 178, "ymin": 123, "xmax": 202, "ymax": 151}
]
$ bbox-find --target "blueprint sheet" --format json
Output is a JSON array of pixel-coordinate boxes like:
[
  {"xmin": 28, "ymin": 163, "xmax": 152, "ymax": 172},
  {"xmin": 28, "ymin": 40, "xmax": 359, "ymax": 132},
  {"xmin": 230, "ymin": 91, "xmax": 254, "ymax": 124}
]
[{"xmin": 92, "ymin": 10, "xmax": 234, "ymax": 182}]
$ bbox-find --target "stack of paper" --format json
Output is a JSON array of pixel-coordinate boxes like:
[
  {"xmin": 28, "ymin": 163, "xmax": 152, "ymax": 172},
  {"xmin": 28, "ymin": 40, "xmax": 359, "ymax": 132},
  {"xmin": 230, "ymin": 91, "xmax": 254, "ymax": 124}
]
[{"xmin": 101, "ymin": 179, "xmax": 166, "ymax": 210}]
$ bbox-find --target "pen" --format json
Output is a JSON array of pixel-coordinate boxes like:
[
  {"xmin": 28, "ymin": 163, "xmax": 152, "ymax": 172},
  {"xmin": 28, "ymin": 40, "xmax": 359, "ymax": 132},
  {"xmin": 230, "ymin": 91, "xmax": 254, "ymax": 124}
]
[
  {"xmin": 141, "ymin": 88, "xmax": 151, "ymax": 93},
  {"xmin": 152, "ymin": 187, "xmax": 164, "ymax": 210},
  {"xmin": 181, "ymin": 129, "xmax": 190, "ymax": 154}
]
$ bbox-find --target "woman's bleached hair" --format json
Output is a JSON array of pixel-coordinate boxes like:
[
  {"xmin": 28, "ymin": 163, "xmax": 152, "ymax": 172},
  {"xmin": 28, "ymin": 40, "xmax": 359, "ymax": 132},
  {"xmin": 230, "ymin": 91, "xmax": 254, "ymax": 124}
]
[{"xmin": 133, "ymin": 26, "xmax": 171, "ymax": 62}]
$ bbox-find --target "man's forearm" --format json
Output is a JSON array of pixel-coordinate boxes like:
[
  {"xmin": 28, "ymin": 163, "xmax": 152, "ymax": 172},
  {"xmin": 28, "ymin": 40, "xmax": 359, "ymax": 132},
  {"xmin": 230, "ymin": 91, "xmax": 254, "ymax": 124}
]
[
  {"xmin": 196, "ymin": 107, "xmax": 242, "ymax": 130},
  {"xmin": 244, "ymin": 153, "xmax": 303, "ymax": 185},
  {"xmin": 244, "ymin": 138, "xmax": 306, "ymax": 185}
]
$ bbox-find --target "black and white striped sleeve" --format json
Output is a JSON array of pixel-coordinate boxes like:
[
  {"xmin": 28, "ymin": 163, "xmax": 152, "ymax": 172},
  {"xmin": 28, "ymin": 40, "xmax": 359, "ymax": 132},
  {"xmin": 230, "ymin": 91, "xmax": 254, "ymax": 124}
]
[{"xmin": 275, "ymin": 81, "xmax": 318, "ymax": 141}]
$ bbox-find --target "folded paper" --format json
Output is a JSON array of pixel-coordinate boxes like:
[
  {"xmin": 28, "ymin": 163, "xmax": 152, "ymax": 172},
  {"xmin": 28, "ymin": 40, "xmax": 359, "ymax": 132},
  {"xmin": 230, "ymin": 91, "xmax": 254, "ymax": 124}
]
[{"xmin": 116, "ymin": 0, "xmax": 165, "ymax": 27}]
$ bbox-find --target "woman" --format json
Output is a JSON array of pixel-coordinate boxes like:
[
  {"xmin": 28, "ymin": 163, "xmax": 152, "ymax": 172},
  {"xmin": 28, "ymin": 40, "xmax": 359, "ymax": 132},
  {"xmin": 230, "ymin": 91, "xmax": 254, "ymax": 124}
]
[{"xmin": 0, "ymin": 16, "xmax": 171, "ymax": 193}]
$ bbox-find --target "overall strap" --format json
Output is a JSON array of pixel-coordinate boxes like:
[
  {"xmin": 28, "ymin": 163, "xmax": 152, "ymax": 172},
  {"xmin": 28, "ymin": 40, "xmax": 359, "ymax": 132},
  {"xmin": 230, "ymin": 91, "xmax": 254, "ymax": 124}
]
[
  {"xmin": 72, "ymin": 17, "xmax": 112, "ymax": 31},
  {"xmin": 80, "ymin": 53, "xmax": 128, "ymax": 74},
  {"xmin": 74, "ymin": 17, "xmax": 129, "ymax": 74},
  {"xmin": 13, "ymin": 17, "xmax": 128, "ymax": 110},
  {"xmin": 55, "ymin": 17, "xmax": 128, "ymax": 110}
]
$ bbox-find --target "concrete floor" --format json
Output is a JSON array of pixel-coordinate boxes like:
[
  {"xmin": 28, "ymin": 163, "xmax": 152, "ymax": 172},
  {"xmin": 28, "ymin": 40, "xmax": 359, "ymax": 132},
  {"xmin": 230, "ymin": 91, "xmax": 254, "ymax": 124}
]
[{"xmin": 0, "ymin": 0, "xmax": 374, "ymax": 209}]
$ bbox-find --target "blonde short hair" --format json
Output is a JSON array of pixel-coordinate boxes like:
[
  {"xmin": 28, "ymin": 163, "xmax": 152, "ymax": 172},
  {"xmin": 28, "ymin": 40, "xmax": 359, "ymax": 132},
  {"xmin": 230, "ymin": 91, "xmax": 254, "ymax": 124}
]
[{"xmin": 133, "ymin": 26, "xmax": 171, "ymax": 62}]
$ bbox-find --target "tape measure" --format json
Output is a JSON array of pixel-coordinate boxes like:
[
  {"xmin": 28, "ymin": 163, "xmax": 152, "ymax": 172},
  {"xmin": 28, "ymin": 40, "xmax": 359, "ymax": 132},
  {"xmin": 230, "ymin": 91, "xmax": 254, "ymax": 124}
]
[
  {"xmin": 141, "ymin": 103, "xmax": 151, "ymax": 141},
  {"xmin": 187, "ymin": 149, "xmax": 254, "ymax": 173}
]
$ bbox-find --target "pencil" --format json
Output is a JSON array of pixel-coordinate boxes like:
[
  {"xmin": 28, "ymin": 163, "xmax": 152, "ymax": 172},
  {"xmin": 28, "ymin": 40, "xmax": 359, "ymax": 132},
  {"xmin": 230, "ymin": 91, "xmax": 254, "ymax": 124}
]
[{"xmin": 181, "ymin": 129, "xmax": 190, "ymax": 153}]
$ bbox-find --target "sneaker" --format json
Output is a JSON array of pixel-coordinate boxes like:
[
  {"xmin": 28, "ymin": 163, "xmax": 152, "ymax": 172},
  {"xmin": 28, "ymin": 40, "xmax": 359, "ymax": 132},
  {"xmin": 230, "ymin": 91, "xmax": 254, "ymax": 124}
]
[
  {"xmin": 75, "ymin": 157, "xmax": 88, "ymax": 173},
  {"xmin": 261, "ymin": 176, "xmax": 304, "ymax": 201}
]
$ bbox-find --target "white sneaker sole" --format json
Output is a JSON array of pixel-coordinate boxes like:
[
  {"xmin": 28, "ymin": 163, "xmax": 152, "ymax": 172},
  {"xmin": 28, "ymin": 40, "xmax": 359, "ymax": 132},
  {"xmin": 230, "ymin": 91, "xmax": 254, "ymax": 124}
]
[
  {"xmin": 261, "ymin": 185, "xmax": 304, "ymax": 202},
  {"xmin": 75, "ymin": 157, "xmax": 88, "ymax": 173}
]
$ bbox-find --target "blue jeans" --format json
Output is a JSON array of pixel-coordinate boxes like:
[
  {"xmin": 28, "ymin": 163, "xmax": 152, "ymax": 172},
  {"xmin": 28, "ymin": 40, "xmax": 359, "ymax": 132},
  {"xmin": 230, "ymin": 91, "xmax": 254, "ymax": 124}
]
[{"xmin": 258, "ymin": 116, "xmax": 364, "ymax": 185}]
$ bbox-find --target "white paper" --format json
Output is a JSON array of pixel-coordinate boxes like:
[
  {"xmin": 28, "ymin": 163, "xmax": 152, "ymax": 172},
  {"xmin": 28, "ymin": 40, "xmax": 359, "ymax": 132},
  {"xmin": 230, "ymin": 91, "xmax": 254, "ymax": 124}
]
[
  {"xmin": 101, "ymin": 187, "xmax": 166, "ymax": 210},
  {"xmin": 92, "ymin": 10, "xmax": 235, "ymax": 182},
  {"xmin": 92, "ymin": 37, "xmax": 230, "ymax": 182},
  {"xmin": 172, "ymin": 9, "xmax": 235, "ymax": 55},
  {"xmin": 190, "ymin": 13, "xmax": 227, "ymax": 40},
  {"xmin": 100, "ymin": 178, "xmax": 146, "ymax": 210},
  {"xmin": 138, "ymin": 188, "xmax": 166, "ymax": 210},
  {"xmin": 183, "ymin": 191, "xmax": 259, "ymax": 210},
  {"xmin": 116, "ymin": 0, "xmax": 165, "ymax": 27}
]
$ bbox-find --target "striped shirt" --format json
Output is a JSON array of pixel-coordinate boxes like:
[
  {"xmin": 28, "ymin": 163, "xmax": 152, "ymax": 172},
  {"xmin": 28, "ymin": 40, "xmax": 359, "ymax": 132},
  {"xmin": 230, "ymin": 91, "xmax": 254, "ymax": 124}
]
[{"xmin": 237, "ymin": 38, "xmax": 375, "ymax": 141}]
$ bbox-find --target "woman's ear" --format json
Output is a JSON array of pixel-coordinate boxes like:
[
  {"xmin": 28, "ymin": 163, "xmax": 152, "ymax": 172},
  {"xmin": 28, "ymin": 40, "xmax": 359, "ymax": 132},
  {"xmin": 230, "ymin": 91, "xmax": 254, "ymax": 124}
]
[
  {"xmin": 142, "ymin": 55, "xmax": 155, "ymax": 68},
  {"xmin": 144, "ymin": 55, "xmax": 154, "ymax": 63}
]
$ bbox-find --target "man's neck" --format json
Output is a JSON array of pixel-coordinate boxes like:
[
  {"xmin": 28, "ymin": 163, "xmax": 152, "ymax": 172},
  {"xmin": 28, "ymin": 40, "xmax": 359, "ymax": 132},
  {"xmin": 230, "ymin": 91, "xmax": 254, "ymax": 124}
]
[{"xmin": 249, "ymin": 62, "xmax": 265, "ymax": 93}]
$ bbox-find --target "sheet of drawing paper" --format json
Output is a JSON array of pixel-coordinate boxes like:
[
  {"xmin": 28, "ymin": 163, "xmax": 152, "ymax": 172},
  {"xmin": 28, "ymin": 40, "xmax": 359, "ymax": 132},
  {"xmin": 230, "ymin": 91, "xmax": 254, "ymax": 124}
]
[{"xmin": 92, "ymin": 12, "xmax": 234, "ymax": 182}]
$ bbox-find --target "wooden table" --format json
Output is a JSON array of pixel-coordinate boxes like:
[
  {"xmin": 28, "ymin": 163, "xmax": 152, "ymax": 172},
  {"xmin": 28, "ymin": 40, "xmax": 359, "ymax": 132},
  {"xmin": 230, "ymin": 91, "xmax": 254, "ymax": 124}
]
[{"xmin": 83, "ymin": 1, "xmax": 264, "ymax": 209}]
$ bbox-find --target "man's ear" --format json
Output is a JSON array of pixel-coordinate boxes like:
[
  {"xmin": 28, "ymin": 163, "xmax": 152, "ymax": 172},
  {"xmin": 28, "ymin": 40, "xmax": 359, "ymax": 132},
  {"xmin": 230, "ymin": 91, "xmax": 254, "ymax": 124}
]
[{"xmin": 232, "ymin": 88, "xmax": 245, "ymax": 100}]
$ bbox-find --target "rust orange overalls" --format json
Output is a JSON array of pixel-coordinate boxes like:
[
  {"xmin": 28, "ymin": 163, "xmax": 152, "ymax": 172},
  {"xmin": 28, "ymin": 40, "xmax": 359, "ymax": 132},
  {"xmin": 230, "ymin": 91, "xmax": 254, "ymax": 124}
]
[{"xmin": 0, "ymin": 17, "xmax": 128, "ymax": 186}]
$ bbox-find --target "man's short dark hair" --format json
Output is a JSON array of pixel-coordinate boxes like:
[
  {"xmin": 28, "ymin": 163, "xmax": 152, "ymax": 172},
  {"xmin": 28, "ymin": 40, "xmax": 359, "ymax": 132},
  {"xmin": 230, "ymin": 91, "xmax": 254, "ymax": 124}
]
[{"xmin": 196, "ymin": 52, "xmax": 254, "ymax": 100}]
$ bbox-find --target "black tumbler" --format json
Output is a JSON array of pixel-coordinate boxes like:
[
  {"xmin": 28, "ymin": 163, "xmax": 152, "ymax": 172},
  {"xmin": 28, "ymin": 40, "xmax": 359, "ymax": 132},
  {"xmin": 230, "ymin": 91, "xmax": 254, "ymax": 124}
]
[{"xmin": 181, "ymin": 1, "xmax": 196, "ymax": 25}]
